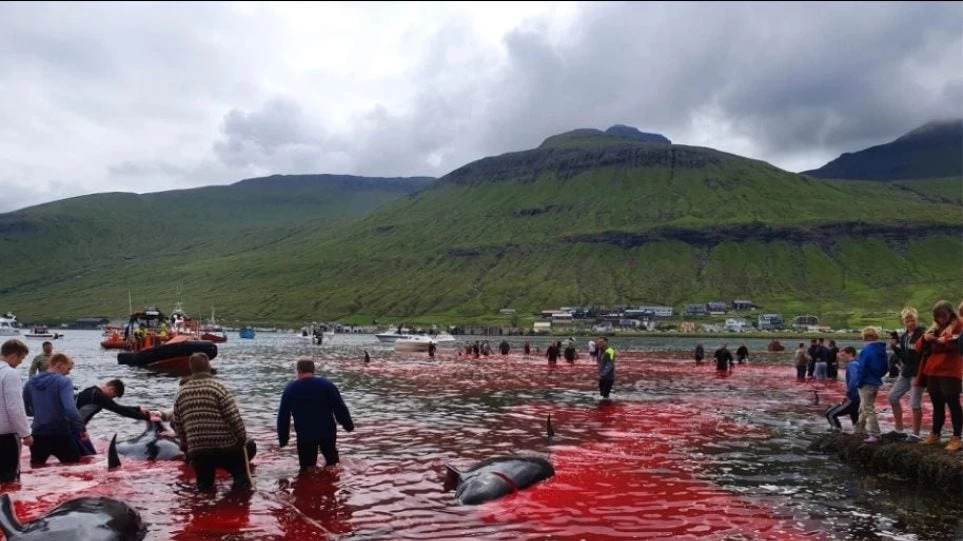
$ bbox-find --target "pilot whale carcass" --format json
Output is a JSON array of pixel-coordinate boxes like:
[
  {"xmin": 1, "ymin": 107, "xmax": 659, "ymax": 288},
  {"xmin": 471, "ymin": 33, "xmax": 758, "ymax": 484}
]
[
  {"xmin": 0, "ymin": 493, "xmax": 147, "ymax": 541},
  {"xmin": 444, "ymin": 455, "xmax": 555, "ymax": 505}
]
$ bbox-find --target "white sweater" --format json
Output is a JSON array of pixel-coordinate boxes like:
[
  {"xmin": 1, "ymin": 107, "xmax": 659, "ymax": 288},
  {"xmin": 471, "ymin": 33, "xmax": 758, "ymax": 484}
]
[{"xmin": 0, "ymin": 361, "xmax": 31, "ymax": 437}]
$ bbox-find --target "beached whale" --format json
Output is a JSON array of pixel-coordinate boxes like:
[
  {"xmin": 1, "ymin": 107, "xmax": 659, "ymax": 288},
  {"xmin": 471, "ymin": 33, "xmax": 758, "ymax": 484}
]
[
  {"xmin": 107, "ymin": 420, "xmax": 258, "ymax": 468},
  {"xmin": 0, "ymin": 493, "xmax": 146, "ymax": 541},
  {"xmin": 444, "ymin": 455, "xmax": 555, "ymax": 504}
]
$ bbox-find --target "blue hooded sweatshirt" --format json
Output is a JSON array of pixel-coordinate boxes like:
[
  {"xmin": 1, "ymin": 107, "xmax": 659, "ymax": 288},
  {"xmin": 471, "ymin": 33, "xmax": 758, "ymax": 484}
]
[
  {"xmin": 856, "ymin": 342, "xmax": 888, "ymax": 388},
  {"xmin": 22, "ymin": 372, "xmax": 85, "ymax": 436},
  {"xmin": 845, "ymin": 359, "xmax": 861, "ymax": 402}
]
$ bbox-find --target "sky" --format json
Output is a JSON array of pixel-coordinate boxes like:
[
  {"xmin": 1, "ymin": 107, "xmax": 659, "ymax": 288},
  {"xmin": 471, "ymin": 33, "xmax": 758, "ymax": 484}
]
[{"xmin": 1, "ymin": 1, "xmax": 961, "ymax": 212}]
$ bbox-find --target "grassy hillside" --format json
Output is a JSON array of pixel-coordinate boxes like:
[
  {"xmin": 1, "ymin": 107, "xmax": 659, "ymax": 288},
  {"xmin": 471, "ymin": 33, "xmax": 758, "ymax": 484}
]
[
  {"xmin": 2, "ymin": 133, "xmax": 959, "ymax": 328},
  {"xmin": 804, "ymin": 119, "xmax": 963, "ymax": 180}
]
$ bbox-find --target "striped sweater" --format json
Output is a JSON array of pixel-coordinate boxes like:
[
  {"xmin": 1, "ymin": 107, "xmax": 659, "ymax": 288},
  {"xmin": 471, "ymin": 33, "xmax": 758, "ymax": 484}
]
[{"xmin": 171, "ymin": 373, "xmax": 246, "ymax": 454}]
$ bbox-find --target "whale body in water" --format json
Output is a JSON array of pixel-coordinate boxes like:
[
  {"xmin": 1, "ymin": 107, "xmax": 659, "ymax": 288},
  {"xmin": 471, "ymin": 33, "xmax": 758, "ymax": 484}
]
[
  {"xmin": 0, "ymin": 494, "xmax": 146, "ymax": 541},
  {"xmin": 444, "ymin": 455, "xmax": 555, "ymax": 505},
  {"xmin": 107, "ymin": 420, "xmax": 257, "ymax": 468}
]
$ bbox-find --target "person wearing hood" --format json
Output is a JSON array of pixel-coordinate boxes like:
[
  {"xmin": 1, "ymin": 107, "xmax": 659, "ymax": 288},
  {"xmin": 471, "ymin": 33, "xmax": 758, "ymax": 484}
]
[
  {"xmin": 826, "ymin": 346, "xmax": 861, "ymax": 431},
  {"xmin": 854, "ymin": 328, "xmax": 888, "ymax": 443},
  {"xmin": 22, "ymin": 353, "xmax": 86, "ymax": 465}
]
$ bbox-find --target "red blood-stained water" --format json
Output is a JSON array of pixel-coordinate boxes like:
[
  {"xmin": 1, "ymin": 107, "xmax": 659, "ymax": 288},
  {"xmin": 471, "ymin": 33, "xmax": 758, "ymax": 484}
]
[{"xmin": 0, "ymin": 339, "xmax": 948, "ymax": 540}]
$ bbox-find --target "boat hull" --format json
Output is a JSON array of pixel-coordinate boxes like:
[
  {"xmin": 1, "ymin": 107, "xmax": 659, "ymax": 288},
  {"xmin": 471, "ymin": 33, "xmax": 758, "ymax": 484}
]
[
  {"xmin": 201, "ymin": 333, "xmax": 228, "ymax": 343},
  {"xmin": 25, "ymin": 333, "xmax": 57, "ymax": 339},
  {"xmin": 101, "ymin": 339, "xmax": 128, "ymax": 350},
  {"xmin": 118, "ymin": 341, "xmax": 218, "ymax": 376}
]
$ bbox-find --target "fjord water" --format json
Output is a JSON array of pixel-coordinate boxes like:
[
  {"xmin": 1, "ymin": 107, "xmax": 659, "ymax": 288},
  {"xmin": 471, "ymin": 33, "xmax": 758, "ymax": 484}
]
[{"xmin": 4, "ymin": 332, "xmax": 960, "ymax": 540}]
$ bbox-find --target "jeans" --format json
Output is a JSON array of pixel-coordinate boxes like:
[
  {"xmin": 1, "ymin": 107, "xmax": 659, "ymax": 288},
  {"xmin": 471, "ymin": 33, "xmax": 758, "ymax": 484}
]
[
  {"xmin": 856, "ymin": 385, "xmax": 880, "ymax": 435},
  {"xmin": 814, "ymin": 362, "xmax": 828, "ymax": 381},
  {"xmin": 30, "ymin": 434, "xmax": 81, "ymax": 465}
]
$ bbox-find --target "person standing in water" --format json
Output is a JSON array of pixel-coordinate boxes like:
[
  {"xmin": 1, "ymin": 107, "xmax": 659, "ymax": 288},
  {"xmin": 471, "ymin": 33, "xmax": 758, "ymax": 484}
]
[
  {"xmin": 22, "ymin": 354, "xmax": 86, "ymax": 465},
  {"xmin": 546, "ymin": 342, "xmax": 559, "ymax": 366},
  {"xmin": 277, "ymin": 360, "xmax": 354, "ymax": 471},
  {"xmin": 363, "ymin": 350, "xmax": 370, "ymax": 364},
  {"xmin": 0, "ymin": 340, "xmax": 33, "ymax": 483},
  {"xmin": 523, "ymin": 340, "xmax": 531, "ymax": 356},
  {"xmin": 736, "ymin": 342, "xmax": 749, "ymax": 365},
  {"xmin": 597, "ymin": 337, "xmax": 615, "ymax": 399},
  {"xmin": 694, "ymin": 343, "xmax": 705, "ymax": 366},
  {"xmin": 794, "ymin": 343, "xmax": 808, "ymax": 382},
  {"xmin": 714, "ymin": 344, "xmax": 733, "ymax": 373},
  {"xmin": 29, "ymin": 341, "xmax": 53, "ymax": 377},
  {"xmin": 428, "ymin": 341, "xmax": 436, "ymax": 359}
]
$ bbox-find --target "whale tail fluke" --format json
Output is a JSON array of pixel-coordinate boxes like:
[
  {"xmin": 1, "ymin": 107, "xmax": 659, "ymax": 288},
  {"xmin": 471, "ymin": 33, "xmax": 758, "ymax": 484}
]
[
  {"xmin": 0, "ymin": 494, "xmax": 25, "ymax": 538},
  {"xmin": 443, "ymin": 464, "xmax": 463, "ymax": 491},
  {"xmin": 108, "ymin": 434, "xmax": 121, "ymax": 469},
  {"xmin": 546, "ymin": 414, "xmax": 555, "ymax": 440}
]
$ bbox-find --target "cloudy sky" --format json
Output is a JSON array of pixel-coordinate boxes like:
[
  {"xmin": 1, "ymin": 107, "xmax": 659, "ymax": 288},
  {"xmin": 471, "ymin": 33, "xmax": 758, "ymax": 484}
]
[{"xmin": 1, "ymin": 1, "xmax": 960, "ymax": 212}]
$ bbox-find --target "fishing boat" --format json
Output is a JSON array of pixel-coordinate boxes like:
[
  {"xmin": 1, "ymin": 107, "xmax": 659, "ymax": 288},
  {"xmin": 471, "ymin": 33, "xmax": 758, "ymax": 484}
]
[
  {"xmin": 24, "ymin": 326, "xmax": 62, "ymax": 339},
  {"xmin": 116, "ymin": 306, "xmax": 217, "ymax": 376},
  {"xmin": 239, "ymin": 327, "xmax": 256, "ymax": 339},
  {"xmin": 200, "ymin": 308, "xmax": 228, "ymax": 343},
  {"xmin": 0, "ymin": 313, "xmax": 20, "ymax": 337}
]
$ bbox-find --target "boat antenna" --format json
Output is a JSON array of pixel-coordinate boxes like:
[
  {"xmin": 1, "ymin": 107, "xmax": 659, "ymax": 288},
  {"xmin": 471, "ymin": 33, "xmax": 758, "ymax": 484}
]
[{"xmin": 128, "ymin": 290, "xmax": 133, "ymax": 314}]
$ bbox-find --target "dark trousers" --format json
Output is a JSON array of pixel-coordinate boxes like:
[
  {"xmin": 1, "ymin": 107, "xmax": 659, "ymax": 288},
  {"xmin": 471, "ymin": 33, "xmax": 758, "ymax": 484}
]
[
  {"xmin": 826, "ymin": 362, "xmax": 838, "ymax": 380},
  {"xmin": 929, "ymin": 377, "xmax": 963, "ymax": 437},
  {"xmin": 30, "ymin": 434, "xmax": 81, "ymax": 465},
  {"xmin": 826, "ymin": 399, "xmax": 860, "ymax": 430},
  {"xmin": 796, "ymin": 365, "xmax": 807, "ymax": 381},
  {"xmin": 0, "ymin": 434, "xmax": 21, "ymax": 483},
  {"xmin": 599, "ymin": 378, "xmax": 614, "ymax": 398},
  {"xmin": 190, "ymin": 447, "xmax": 251, "ymax": 492},
  {"xmin": 807, "ymin": 360, "xmax": 815, "ymax": 378},
  {"xmin": 297, "ymin": 439, "xmax": 339, "ymax": 469}
]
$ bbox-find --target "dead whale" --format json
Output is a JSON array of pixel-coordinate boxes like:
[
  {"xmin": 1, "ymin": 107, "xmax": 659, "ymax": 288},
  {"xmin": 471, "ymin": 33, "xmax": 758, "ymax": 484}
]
[
  {"xmin": 444, "ymin": 455, "xmax": 555, "ymax": 505},
  {"xmin": 107, "ymin": 421, "xmax": 257, "ymax": 468},
  {"xmin": 0, "ymin": 493, "xmax": 146, "ymax": 541}
]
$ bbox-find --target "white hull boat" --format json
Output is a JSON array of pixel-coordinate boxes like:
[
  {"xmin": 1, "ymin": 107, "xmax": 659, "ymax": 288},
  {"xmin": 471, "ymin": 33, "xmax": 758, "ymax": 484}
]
[{"xmin": 0, "ymin": 313, "xmax": 20, "ymax": 336}]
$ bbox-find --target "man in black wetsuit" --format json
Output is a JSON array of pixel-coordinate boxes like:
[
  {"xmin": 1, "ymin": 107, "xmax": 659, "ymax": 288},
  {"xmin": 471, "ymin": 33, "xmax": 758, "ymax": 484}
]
[
  {"xmin": 546, "ymin": 342, "xmax": 559, "ymax": 366},
  {"xmin": 75, "ymin": 379, "xmax": 150, "ymax": 455},
  {"xmin": 736, "ymin": 342, "xmax": 749, "ymax": 365},
  {"xmin": 714, "ymin": 344, "xmax": 733, "ymax": 373}
]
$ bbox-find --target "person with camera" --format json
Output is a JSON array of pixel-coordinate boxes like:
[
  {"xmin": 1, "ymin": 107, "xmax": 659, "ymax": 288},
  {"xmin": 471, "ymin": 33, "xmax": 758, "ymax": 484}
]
[
  {"xmin": 887, "ymin": 308, "xmax": 926, "ymax": 442},
  {"xmin": 915, "ymin": 300, "xmax": 963, "ymax": 451}
]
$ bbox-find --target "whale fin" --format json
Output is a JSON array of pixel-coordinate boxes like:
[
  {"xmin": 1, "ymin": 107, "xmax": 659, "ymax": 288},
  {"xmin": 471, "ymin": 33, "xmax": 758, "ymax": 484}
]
[
  {"xmin": 443, "ymin": 464, "xmax": 463, "ymax": 491},
  {"xmin": 108, "ymin": 434, "xmax": 121, "ymax": 469},
  {"xmin": 546, "ymin": 414, "xmax": 555, "ymax": 439},
  {"xmin": 0, "ymin": 494, "xmax": 25, "ymax": 537}
]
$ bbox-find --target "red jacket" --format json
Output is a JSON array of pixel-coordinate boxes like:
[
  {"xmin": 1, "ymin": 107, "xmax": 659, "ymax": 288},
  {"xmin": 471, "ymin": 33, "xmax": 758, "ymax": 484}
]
[{"xmin": 916, "ymin": 319, "xmax": 963, "ymax": 382}]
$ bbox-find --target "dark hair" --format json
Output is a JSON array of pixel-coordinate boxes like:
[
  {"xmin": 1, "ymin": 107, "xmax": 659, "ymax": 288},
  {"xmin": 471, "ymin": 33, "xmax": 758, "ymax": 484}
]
[
  {"xmin": 106, "ymin": 379, "xmax": 125, "ymax": 398},
  {"xmin": 841, "ymin": 346, "xmax": 858, "ymax": 356},
  {"xmin": 42, "ymin": 341, "xmax": 52, "ymax": 348},
  {"xmin": 810, "ymin": 339, "xmax": 817, "ymax": 344},
  {"xmin": 296, "ymin": 360, "xmax": 315, "ymax": 374},
  {"xmin": 798, "ymin": 343, "xmax": 805, "ymax": 348},
  {"xmin": 933, "ymin": 300, "xmax": 958, "ymax": 328},
  {"xmin": 829, "ymin": 340, "xmax": 836, "ymax": 347},
  {"xmin": 189, "ymin": 353, "xmax": 211, "ymax": 374},
  {"xmin": 1, "ymin": 339, "xmax": 28, "ymax": 357}
]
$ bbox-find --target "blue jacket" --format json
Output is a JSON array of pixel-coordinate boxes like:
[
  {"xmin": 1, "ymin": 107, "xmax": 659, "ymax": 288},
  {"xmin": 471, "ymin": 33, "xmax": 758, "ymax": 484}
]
[
  {"xmin": 22, "ymin": 372, "xmax": 85, "ymax": 436},
  {"xmin": 277, "ymin": 376, "xmax": 353, "ymax": 446},
  {"xmin": 845, "ymin": 360, "xmax": 861, "ymax": 402},
  {"xmin": 856, "ymin": 342, "xmax": 888, "ymax": 388}
]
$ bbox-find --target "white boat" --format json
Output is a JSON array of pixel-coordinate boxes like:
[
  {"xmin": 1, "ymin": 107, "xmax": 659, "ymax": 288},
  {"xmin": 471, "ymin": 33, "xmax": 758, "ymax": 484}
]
[
  {"xmin": 24, "ymin": 326, "xmax": 61, "ymax": 339},
  {"xmin": 377, "ymin": 328, "xmax": 456, "ymax": 343},
  {"xmin": 0, "ymin": 313, "xmax": 20, "ymax": 337}
]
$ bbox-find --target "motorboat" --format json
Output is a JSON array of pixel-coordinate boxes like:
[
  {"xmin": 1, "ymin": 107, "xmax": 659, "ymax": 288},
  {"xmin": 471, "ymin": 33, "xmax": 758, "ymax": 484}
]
[
  {"xmin": 24, "ymin": 326, "xmax": 62, "ymax": 339},
  {"xmin": 0, "ymin": 313, "xmax": 20, "ymax": 336},
  {"xmin": 377, "ymin": 328, "xmax": 455, "ymax": 344},
  {"xmin": 200, "ymin": 308, "xmax": 228, "ymax": 343},
  {"xmin": 116, "ymin": 305, "xmax": 217, "ymax": 376}
]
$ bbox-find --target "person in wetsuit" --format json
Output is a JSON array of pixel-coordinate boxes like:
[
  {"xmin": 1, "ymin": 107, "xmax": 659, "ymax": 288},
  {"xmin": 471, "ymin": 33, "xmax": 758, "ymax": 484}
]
[
  {"xmin": 546, "ymin": 342, "xmax": 559, "ymax": 366},
  {"xmin": 499, "ymin": 340, "xmax": 510, "ymax": 355},
  {"xmin": 694, "ymin": 344, "xmax": 705, "ymax": 365},
  {"xmin": 714, "ymin": 344, "xmax": 733, "ymax": 373},
  {"xmin": 75, "ymin": 379, "xmax": 150, "ymax": 455},
  {"xmin": 736, "ymin": 342, "xmax": 749, "ymax": 365}
]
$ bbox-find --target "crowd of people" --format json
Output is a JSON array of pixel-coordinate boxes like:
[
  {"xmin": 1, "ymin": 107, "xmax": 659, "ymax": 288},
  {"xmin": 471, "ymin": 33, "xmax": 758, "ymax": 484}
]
[
  {"xmin": 823, "ymin": 301, "xmax": 962, "ymax": 451},
  {"xmin": 0, "ymin": 341, "xmax": 354, "ymax": 492}
]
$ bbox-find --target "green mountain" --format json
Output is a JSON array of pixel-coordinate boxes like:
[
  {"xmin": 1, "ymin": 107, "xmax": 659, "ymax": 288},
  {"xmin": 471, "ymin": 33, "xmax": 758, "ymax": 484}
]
[
  {"xmin": 803, "ymin": 119, "xmax": 963, "ymax": 180},
  {"xmin": 2, "ymin": 128, "xmax": 960, "ymax": 327}
]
